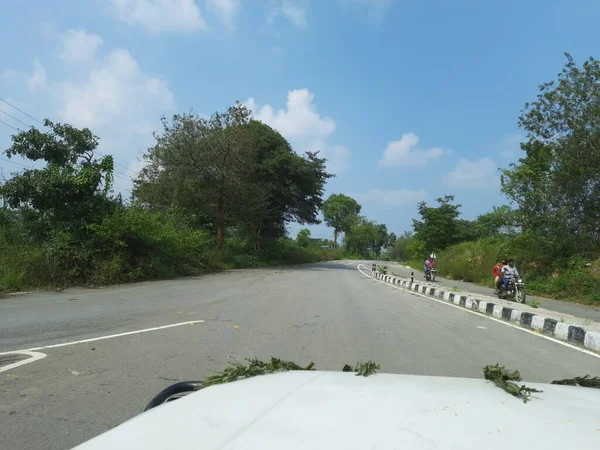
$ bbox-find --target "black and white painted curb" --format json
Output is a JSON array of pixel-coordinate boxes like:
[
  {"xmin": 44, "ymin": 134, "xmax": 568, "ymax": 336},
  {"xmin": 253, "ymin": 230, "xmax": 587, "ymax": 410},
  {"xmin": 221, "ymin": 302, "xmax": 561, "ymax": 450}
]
[{"xmin": 367, "ymin": 269, "xmax": 600, "ymax": 353}]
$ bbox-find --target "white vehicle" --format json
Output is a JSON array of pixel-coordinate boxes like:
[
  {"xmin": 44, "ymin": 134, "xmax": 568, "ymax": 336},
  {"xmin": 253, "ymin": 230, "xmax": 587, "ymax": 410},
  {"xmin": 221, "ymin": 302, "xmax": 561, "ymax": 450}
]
[{"xmin": 75, "ymin": 370, "xmax": 600, "ymax": 449}]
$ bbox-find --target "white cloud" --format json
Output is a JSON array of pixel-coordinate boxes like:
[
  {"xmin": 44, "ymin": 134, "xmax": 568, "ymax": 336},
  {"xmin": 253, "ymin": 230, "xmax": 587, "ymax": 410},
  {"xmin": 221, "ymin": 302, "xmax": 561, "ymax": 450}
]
[
  {"xmin": 355, "ymin": 188, "xmax": 428, "ymax": 206},
  {"xmin": 249, "ymin": 89, "xmax": 335, "ymax": 141},
  {"xmin": 57, "ymin": 48, "xmax": 174, "ymax": 129},
  {"xmin": 206, "ymin": 0, "xmax": 241, "ymax": 30},
  {"xmin": 378, "ymin": 132, "xmax": 449, "ymax": 167},
  {"xmin": 59, "ymin": 29, "xmax": 103, "ymax": 63},
  {"xmin": 269, "ymin": 1, "xmax": 308, "ymax": 29},
  {"xmin": 443, "ymin": 158, "xmax": 500, "ymax": 190},
  {"xmin": 26, "ymin": 59, "xmax": 47, "ymax": 93},
  {"xmin": 245, "ymin": 89, "xmax": 350, "ymax": 174},
  {"xmin": 109, "ymin": 0, "xmax": 207, "ymax": 33},
  {"xmin": 341, "ymin": 0, "xmax": 393, "ymax": 24}
]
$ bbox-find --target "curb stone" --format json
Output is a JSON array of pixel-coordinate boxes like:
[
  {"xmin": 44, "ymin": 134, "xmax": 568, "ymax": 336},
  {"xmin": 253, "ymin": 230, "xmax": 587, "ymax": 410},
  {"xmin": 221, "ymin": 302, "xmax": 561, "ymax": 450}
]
[{"xmin": 370, "ymin": 270, "xmax": 600, "ymax": 353}]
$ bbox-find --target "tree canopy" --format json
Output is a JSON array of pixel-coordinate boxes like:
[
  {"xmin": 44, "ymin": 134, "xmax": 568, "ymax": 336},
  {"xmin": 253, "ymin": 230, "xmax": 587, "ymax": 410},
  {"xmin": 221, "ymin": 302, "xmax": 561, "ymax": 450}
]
[
  {"xmin": 501, "ymin": 53, "xmax": 600, "ymax": 259},
  {"xmin": 412, "ymin": 195, "xmax": 461, "ymax": 252},
  {"xmin": 321, "ymin": 193, "xmax": 361, "ymax": 247},
  {"xmin": 134, "ymin": 103, "xmax": 332, "ymax": 249},
  {"xmin": 0, "ymin": 119, "xmax": 116, "ymax": 241}
]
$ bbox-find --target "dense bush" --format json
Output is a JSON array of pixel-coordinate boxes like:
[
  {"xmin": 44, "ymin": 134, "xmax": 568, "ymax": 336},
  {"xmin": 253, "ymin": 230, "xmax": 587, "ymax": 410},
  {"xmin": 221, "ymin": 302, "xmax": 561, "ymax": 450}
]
[{"xmin": 0, "ymin": 209, "xmax": 341, "ymax": 293}]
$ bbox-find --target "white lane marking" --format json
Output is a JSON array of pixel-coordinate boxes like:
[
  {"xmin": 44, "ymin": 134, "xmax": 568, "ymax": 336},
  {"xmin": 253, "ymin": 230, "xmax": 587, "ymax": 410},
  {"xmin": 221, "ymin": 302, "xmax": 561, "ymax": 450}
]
[
  {"xmin": 356, "ymin": 264, "xmax": 600, "ymax": 360},
  {"xmin": 0, "ymin": 351, "xmax": 47, "ymax": 373},
  {"xmin": 477, "ymin": 326, "xmax": 487, "ymax": 330},
  {"xmin": 0, "ymin": 320, "xmax": 205, "ymax": 355}
]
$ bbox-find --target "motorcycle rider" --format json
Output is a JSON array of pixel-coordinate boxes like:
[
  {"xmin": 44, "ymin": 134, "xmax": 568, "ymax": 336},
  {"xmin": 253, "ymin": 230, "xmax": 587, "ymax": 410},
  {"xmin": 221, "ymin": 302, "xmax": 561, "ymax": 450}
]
[
  {"xmin": 424, "ymin": 256, "xmax": 434, "ymax": 278},
  {"xmin": 492, "ymin": 259, "xmax": 504, "ymax": 294},
  {"xmin": 500, "ymin": 259, "xmax": 520, "ymax": 292}
]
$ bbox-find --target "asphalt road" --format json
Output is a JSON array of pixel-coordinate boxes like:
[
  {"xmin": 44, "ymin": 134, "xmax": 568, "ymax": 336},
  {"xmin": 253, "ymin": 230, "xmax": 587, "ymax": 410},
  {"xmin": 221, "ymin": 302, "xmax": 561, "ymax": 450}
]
[
  {"xmin": 1, "ymin": 261, "xmax": 599, "ymax": 449},
  {"xmin": 385, "ymin": 261, "xmax": 600, "ymax": 323}
]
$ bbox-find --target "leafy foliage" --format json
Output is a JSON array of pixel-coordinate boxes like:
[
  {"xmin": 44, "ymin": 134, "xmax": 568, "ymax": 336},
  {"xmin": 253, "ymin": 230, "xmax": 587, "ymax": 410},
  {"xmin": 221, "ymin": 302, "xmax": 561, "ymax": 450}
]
[
  {"xmin": 197, "ymin": 357, "xmax": 380, "ymax": 392},
  {"xmin": 342, "ymin": 361, "xmax": 381, "ymax": 377},
  {"xmin": 343, "ymin": 215, "xmax": 388, "ymax": 258},
  {"xmin": 0, "ymin": 119, "xmax": 116, "ymax": 242},
  {"xmin": 134, "ymin": 104, "xmax": 332, "ymax": 249},
  {"xmin": 483, "ymin": 364, "xmax": 542, "ymax": 403},
  {"xmin": 412, "ymin": 195, "xmax": 462, "ymax": 252},
  {"xmin": 502, "ymin": 53, "xmax": 600, "ymax": 260},
  {"xmin": 321, "ymin": 194, "xmax": 362, "ymax": 247},
  {"xmin": 296, "ymin": 228, "xmax": 311, "ymax": 248},
  {"xmin": 551, "ymin": 375, "xmax": 600, "ymax": 388},
  {"xmin": 0, "ymin": 102, "xmax": 339, "ymax": 293}
]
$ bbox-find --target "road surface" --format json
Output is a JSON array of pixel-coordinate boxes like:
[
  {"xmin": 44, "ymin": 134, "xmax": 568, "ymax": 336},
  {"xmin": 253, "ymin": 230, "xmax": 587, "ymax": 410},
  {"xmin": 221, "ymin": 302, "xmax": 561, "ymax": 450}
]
[{"xmin": 1, "ymin": 261, "xmax": 599, "ymax": 449}]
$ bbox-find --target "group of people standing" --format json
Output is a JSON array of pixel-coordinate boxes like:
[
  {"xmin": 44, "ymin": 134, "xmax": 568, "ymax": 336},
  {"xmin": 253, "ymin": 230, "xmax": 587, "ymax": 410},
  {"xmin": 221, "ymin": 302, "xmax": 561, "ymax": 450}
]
[{"xmin": 492, "ymin": 259, "xmax": 520, "ymax": 294}]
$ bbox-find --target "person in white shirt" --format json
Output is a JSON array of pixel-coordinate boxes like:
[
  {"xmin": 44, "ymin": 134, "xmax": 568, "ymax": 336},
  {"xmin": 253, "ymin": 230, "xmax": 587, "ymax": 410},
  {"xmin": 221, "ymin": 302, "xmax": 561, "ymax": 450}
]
[{"xmin": 500, "ymin": 259, "xmax": 520, "ymax": 291}]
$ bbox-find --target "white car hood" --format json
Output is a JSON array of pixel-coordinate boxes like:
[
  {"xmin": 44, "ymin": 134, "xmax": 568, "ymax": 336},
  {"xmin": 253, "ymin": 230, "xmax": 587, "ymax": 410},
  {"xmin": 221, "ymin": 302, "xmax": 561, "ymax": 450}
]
[{"xmin": 75, "ymin": 371, "xmax": 600, "ymax": 449}]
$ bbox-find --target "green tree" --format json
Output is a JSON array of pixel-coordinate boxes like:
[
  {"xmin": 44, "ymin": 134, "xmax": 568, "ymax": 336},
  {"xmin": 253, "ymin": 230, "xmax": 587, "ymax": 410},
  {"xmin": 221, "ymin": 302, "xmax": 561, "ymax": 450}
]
[
  {"xmin": 344, "ymin": 217, "xmax": 387, "ymax": 258},
  {"xmin": 134, "ymin": 104, "xmax": 256, "ymax": 249},
  {"xmin": 412, "ymin": 195, "xmax": 461, "ymax": 252},
  {"xmin": 475, "ymin": 205, "xmax": 519, "ymax": 237},
  {"xmin": 454, "ymin": 219, "xmax": 480, "ymax": 243},
  {"xmin": 296, "ymin": 228, "xmax": 311, "ymax": 248},
  {"xmin": 321, "ymin": 193, "xmax": 361, "ymax": 247},
  {"xmin": 385, "ymin": 232, "xmax": 397, "ymax": 249},
  {"xmin": 134, "ymin": 103, "xmax": 332, "ymax": 250},
  {"xmin": 501, "ymin": 53, "xmax": 600, "ymax": 258},
  {"xmin": 0, "ymin": 120, "xmax": 115, "ymax": 241}
]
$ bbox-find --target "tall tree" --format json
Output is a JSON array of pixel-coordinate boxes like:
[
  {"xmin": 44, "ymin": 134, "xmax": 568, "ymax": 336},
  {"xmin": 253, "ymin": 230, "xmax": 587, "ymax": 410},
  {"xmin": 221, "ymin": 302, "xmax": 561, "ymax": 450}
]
[
  {"xmin": 501, "ymin": 53, "xmax": 600, "ymax": 257},
  {"xmin": 372, "ymin": 223, "xmax": 388, "ymax": 258},
  {"xmin": 134, "ymin": 103, "xmax": 332, "ymax": 250},
  {"xmin": 134, "ymin": 103, "xmax": 255, "ymax": 248},
  {"xmin": 412, "ymin": 195, "xmax": 461, "ymax": 252},
  {"xmin": 321, "ymin": 193, "xmax": 361, "ymax": 247},
  {"xmin": 0, "ymin": 120, "xmax": 115, "ymax": 241}
]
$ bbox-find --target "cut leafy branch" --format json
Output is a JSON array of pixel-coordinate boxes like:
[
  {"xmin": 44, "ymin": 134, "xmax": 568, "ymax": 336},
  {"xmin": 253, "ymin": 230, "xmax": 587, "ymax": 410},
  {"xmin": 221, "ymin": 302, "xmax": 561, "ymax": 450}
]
[
  {"xmin": 483, "ymin": 364, "xmax": 543, "ymax": 403},
  {"xmin": 551, "ymin": 375, "xmax": 600, "ymax": 388},
  {"xmin": 197, "ymin": 357, "xmax": 381, "ymax": 392}
]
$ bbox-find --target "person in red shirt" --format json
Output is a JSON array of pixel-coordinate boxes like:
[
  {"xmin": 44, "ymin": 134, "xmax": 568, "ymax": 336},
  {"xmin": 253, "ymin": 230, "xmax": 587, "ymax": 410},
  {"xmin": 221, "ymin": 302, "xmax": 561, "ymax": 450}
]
[{"xmin": 492, "ymin": 259, "xmax": 504, "ymax": 293}]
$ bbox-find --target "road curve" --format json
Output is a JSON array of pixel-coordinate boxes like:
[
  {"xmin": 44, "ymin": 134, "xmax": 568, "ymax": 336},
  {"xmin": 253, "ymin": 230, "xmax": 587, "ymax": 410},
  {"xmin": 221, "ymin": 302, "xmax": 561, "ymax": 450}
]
[{"xmin": 1, "ymin": 261, "xmax": 599, "ymax": 449}]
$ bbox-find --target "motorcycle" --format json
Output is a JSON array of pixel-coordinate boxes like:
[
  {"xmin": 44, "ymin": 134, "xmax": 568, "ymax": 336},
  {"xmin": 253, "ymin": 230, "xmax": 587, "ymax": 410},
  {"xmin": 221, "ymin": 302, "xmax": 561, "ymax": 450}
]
[
  {"xmin": 425, "ymin": 264, "xmax": 436, "ymax": 282},
  {"xmin": 496, "ymin": 276, "xmax": 526, "ymax": 303}
]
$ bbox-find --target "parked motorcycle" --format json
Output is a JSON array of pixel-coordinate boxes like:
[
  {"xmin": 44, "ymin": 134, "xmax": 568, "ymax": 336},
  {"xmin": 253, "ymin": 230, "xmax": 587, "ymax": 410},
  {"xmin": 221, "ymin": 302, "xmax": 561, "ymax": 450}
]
[{"xmin": 496, "ymin": 277, "xmax": 526, "ymax": 303}]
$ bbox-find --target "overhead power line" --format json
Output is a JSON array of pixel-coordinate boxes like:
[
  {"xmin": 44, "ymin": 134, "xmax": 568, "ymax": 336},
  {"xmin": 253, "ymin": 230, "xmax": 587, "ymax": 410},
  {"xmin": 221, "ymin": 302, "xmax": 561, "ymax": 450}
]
[
  {"xmin": 0, "ymin": 96, "xmax": 140, "ymax": 180},
  {"xmin": 0, "ymin": 156, "xmax": 34, "ymax": 169},
  {"xmin": 0, "ymin": 119, "xmax": 18, "ymax": 131},
  {"xmin": 0, "ymin": 97, "xmax": 44, "ymax": 126},
  {"xmin": 0, "ymin": 108, "xmax": 32, "ymax": 129}
]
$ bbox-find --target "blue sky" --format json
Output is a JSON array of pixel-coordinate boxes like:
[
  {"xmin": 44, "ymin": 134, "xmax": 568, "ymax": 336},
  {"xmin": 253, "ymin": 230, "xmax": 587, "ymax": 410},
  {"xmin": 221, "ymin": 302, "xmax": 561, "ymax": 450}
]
[{"xmin": 1, "ymin": 0, "xmax": 599, "ymax": 240}]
